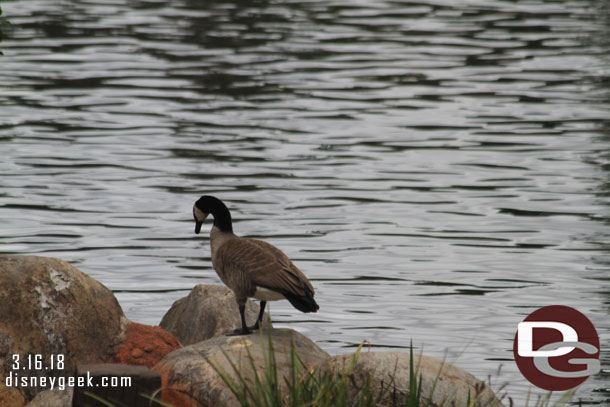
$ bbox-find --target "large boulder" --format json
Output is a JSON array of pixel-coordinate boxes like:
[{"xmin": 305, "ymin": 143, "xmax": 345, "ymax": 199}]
[
  {"xmin": 160, "ymin": 284, "xmax": 269, "ymax": 345},
  {"xmin": 320, "ymin": 351, "xmax": 504, "ymax": 407},
  {"xmin": 0, "ymin": 255, "xmax": 125, "ymax": 404},
  {"xmin": 154, "ymin": 328, "xmax": 329, "ymax": 407}
]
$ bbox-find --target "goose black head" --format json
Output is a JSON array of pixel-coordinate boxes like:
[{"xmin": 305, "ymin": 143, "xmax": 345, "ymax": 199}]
[{"xmin": 193, "ymin": 195, "xmax": 233, "ymax": 234}]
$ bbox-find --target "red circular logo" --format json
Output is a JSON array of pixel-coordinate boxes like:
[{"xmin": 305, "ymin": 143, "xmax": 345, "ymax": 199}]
[{"xmin": 513, "ymin": 305, "xmax": 600, "ymax": 391}]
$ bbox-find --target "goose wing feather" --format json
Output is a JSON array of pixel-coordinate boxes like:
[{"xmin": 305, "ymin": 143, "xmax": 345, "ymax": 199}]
[{"xmin": 214, "ymin": 237, "xmax": 314, "ymax": 297}]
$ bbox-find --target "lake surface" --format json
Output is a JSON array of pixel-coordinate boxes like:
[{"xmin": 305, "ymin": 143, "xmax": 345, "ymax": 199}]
[{"xmin": 1, "ymin": 0, "xmax": 609, "ymax": 404}]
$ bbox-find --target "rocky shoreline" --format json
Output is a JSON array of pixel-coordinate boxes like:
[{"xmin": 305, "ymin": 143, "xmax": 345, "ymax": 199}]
[{"xmin": 0, "ymin": 255, "xmax": 503, "ymax": 407}]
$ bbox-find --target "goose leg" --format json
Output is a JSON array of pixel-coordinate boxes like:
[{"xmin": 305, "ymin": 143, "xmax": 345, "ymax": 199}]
[
  {"xmin": 228, "ymin": 304, "xmax": 252, "ymax": 336},
  {"xmin": 249, "ymin": 301, "xmax": 266, "ymax": 331}
]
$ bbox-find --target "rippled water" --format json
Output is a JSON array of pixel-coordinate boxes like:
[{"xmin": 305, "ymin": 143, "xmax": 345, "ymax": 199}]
[{"xmin": 1, "ymin": 0, "xmax": 609, "ymax": 404}]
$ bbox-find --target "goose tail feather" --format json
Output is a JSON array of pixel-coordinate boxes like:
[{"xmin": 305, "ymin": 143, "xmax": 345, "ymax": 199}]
[{"xmin": 284, "ymin": 291, "xmax": 319, "ymax": 313}]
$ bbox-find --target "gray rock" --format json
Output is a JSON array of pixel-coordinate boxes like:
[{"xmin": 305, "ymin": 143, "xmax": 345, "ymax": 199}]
[
  {"xmin": 160, "ymin": 284, "xmax": 269, "ymax": 345},
  {"xmin": 154, "ymin": 327, "xmax": 329, "ymax": 407},
  {"xmin": 0, "ymin": 255, "xmax": 125, "ymax": 405},
  {"xmin": 26, "ymin": 388, "xmax": 72, "ymax": 407},
  {"xmin": 319, "ymin": 351, "xmax": 504, "ymax": 407}
]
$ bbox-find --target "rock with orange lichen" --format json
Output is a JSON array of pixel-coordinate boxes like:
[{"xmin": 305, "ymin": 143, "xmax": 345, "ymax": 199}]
[{"xmin": 113, "ymin": 322, "xmax": 181, "ymax": 368}]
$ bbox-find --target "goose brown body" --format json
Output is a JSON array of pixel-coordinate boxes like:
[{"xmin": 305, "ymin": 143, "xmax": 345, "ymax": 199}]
[{"xmin": 193, "ymin": 195, "xmax": 319, "ymax": 335}]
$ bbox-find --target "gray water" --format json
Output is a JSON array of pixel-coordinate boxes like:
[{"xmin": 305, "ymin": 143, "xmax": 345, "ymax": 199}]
[{"xmin": 1, "ymin": 0, "xmax": 609, "ymax": 404}]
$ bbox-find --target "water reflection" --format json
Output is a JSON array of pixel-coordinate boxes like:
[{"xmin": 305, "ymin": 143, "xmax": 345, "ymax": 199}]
[{"xmin": 1, "ymin": 0, "xmax": 610, "ymax": 404}]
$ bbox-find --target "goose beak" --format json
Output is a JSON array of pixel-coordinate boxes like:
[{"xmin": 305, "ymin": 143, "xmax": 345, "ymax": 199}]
[{"xmin": 193, "ymin": 206, "xmax": 209, "ymax": 234}]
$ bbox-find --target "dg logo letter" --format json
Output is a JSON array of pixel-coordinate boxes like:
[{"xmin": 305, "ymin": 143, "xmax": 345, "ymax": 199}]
[{"xmin": 513, "ymin": 305, "xmax": 600, "ymax": 391}]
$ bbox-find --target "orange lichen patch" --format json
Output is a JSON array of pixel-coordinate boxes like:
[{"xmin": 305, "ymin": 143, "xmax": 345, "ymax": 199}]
[
  {"xmin": 153, "ymin": 364, "xmax": 202, "ymax": 407},
  {"xmin": 113, "ymin": 321, "xmax": 181, "ymax": 368}
]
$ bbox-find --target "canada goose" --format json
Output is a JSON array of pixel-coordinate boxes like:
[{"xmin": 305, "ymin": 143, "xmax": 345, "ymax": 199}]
[{"xmin": 193, "ymin": 195, "xmax": 319, "ymax": 335}]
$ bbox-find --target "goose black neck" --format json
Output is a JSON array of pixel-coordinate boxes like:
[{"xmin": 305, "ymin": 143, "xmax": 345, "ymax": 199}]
[
  {"xmin": 197, "ymin": 195, "xmax": 233, "ymax": 233},
  {"xmin": 212, "ymin": 204, "xmax": 233, "ymax": 233}
]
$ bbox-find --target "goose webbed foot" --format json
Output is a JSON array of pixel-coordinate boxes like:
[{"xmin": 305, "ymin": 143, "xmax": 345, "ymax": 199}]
[
  {"xmin": 227, "ymin": 327, "xmax": 253, "ymax": 336},
  {"xmin": 248, "ymin": 321, "xmax": 261, "ymax": 331}
]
